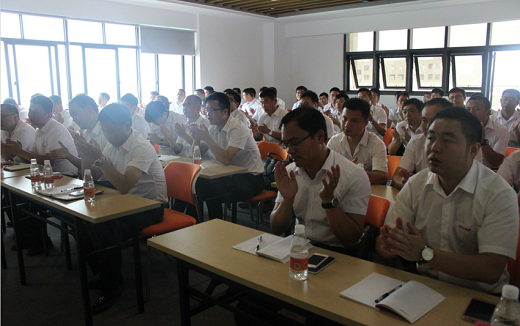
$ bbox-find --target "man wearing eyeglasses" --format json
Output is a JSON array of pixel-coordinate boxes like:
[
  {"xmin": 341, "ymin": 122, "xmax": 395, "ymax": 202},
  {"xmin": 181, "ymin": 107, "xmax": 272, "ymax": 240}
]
[
  {"xmin": 190, "ymin": 92, "xmax": 264, "ymax": 220},
  {"xmin": 493, "ymin": 89, "xmax": 520, "ymax": 148},
  {"xmin": 270, "ymin": 106, "xmax": 371, "ymax": 255},
  {"xmin": 448, "ymin": 87, "xmax": 467, "ymax": 108}
]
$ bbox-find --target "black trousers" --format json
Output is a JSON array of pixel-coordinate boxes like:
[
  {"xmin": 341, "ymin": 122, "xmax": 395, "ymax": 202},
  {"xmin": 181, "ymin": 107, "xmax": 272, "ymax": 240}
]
[{"xmin": 195, "ymin": 173, "xmax": 264, "ymax": 220}]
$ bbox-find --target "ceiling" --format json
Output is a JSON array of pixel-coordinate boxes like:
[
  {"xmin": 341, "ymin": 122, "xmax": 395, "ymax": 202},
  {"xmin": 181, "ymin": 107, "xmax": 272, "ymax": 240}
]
[{"xmin": 169, "ymin": 0, "xmax": 416, "ymax": 18}]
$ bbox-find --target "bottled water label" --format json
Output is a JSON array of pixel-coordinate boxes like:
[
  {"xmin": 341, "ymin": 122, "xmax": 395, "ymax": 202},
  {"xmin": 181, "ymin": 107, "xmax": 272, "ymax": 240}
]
[{"xmin": 290, "ymin": 257, "xmax": 308, "ymax": 272}]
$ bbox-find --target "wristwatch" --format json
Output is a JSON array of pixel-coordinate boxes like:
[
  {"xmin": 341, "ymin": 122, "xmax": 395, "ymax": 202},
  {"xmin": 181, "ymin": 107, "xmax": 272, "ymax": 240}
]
[
  {"xmin": 481, "ymin": 139, "xmax": 489, "ymax": 146},
  {"xmin": 321, "ymin": 197, "xmax": 339, "ymax": 209},
  {"xmin": 94, "ymin": 156, "xmax": 106, "ymax": 168},
  {"xmin": 268, "ymin": 130, "xmax": 274, "ymax": 137},
  {"xmin": 418, "ymin": 245, "xmax": 434, "ymax": 265}
]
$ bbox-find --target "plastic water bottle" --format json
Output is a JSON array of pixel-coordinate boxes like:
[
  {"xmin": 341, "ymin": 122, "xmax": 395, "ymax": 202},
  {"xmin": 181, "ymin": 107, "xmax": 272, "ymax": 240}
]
[
  {"xmin": 290, "ymin": 224, "xmax": 309, "ymax": 281},
  {"xmin": 83, "ymin": 169, "xmax": 95, "ymax": 203},
  {"xmin": 193, "ymin": 146, "xmax": 202, "ymax": 165},
  {"xmin": 43, "ymin": 160, "xmax": 54, "ymax": 189},
  {"xmin": 491, "ymin": 285, "xmax": 520, "ymax": 326},
  {"xmin": 30, "ymin": 159, "xmax": 41, "ymax": 189}
]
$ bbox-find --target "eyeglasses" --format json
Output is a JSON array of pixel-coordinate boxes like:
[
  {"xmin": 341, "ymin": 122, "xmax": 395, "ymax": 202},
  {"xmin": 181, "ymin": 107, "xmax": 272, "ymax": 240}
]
[{"xmin": 279, "ymin": 134, "xmax": 311, "ymax": 150}]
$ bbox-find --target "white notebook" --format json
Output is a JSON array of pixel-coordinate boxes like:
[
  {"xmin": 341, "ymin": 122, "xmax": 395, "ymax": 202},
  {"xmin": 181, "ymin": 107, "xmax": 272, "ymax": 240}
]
[
  {"xmin": 233, "ymin": 233, "xmax": 312, "ymax": 263},
  {"xmin": 340, "ymin": 273, "xmax": 445, "ymax": 324}
]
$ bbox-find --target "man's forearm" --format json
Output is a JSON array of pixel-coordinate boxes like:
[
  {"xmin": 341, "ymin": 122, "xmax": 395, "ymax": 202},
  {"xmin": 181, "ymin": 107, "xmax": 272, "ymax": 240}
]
[
  {"xmin": 14, "ymin": 149, "xmax": 52, "ymax": 165},
  {"xmin": 270, "ymin": 200, "xmax": 295, "ymax": 236},
  {"xmin": 391, "ymin": 167, "xmax": 406, "ymax": 190},
  {"xmin": 325, "ymin": 207, "xmax": 364, "ymax": 248},
  {"xmin": 372, "ymin": 122, "xmax": 386, "ymax": 136},
  {"xmin": 202, "ymin": 137, "xmax": 233, "ymax": 165},
  {"xmin": 481, "ymin": 145, "xmax": 505, "ymax": 168},
  {"xmin": 366, "ymin": 170, "xmax": 388, "ymax": 185},
  {"xmin": 388, "ymin": 139, "xmax": 402, "ymax": 155},
  {"xmin": 98, "ymin": 160, "xmax": 132, "ymax": 194}
]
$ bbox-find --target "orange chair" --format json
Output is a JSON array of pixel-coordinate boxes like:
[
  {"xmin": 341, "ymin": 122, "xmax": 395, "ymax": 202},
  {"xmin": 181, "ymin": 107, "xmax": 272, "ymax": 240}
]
[
  {"xmin": 140, "ymin": 161, "xmax": 201, "ymax": 300},
  {"xmin": 508, "ymin": 224, "xmax": 520, "ymax": 286},
  {"xmin": 383, "ymin": 128, "xmax": 394, "ymax": 148},
  {"xmin": 387, "ymin": 155, "xmax": 401, "ymax": 180},
  {"xmin": 258, "ymin": 141, "xmax": 288, "ymax": 161},
  {"xmin": 506, "ymin": 147, "xmax": 518, "ymax": 158},
  {"xmin": 153, "ymin": 144, "xmax": 160, "ymax": 154},
  {"xmin": 365, "ymin": 195, "xmax": 391, "ymax": 229}
]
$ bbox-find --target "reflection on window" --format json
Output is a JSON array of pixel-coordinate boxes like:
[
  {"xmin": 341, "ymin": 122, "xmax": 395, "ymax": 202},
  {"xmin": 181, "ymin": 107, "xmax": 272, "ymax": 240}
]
[
  {"xmin": 69, "ymin": 45, "xmax": 85, "ymax": 96},
  {"xmin": 1, "ymin": 42, "xmax": 10, "ymax": 100},
  {"xmin": 382, "ymin": 57, "xmax": 406, "ymax": 88},
  {"xmin": 85, "ymin": 48, "xmax": 117, "ymax": 101},
  {"xmin": 105, "ymin": 24, "xmax": 136, "ymax": 46},
  {"xmin": 140, "ymin": 53, "xmax": 156, "ymax": 103},
  {"xmin": 416, "ymin": 56, "xmax": 443, "ymax": 88},
  {"xmin": 349, "ymin": 32, "xmax": 373, "ymax": 52},
  {"xmin": 412, "ymin": 26, "xmax": 444, "ymax": 49},
  {"xmin": 15, "ymin": 45, "xmax": 52, "ymax": 105},
  {"xmin": 184, "ymin": 56, "xmax": 194, "ymax": 95},
  {"xmin": 22, "ymin": 15, "xmax": 64, "ymax": 42},
  {"xmin": 378, "ymin": 29, "xmax": 407, "ymax": 51},
  {"xmin": 1, "ymin": 12, "xmax": 21, "ymax": 39},
  {"xmin": 68, "ymin": 20, "xmax": 103, "ymax": 43},
  {"xmin": 119, "ymin": 48, "xmax": 138, "ymax": 98},
  {"xmin": 351, "ymin": 59, "xmax": 373, "ymax": 87},
  {"xmin": 453, "ymin": 55, "xmax": 482, "ymax": 88},
  {"xmin": 449, "ymin": 23, "xmax": 487, "ymax": 47},
  {"xmin": 491, "ymin": 50, "xmax": 520, "ymax": 111},
  {"xmin": 158, "ymin": 54, "xmax": 182, "ymax": 102},
  {"xmin": 491, "ymin": 20, "xmax": 520, "ymax": 45}
]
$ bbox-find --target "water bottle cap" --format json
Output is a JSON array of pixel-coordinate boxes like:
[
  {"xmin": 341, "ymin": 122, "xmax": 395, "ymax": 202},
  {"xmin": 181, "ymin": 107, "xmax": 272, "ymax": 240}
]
[
  {"xmin": 44, "ymin": 160, "xmax": 50, "ymax": 164},
  {"xmin": 502, "ymin": 285, "xmax": 519, "ymax": 299},
  {"xmin": 295, "ymin": 225, "xmax": 305, "ymax": 234},
  {"xmin": 31, "ymin": 159, "xmax": 37, "ymax": 164},
  {"xmin": 84, "ymin": 169, "xmax": 91, "ymax": 174}
]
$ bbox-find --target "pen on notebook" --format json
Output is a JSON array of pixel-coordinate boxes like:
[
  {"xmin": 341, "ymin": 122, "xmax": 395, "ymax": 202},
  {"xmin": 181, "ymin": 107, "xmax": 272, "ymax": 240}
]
[
  {"xmin": 60, "ymin": 186, "xmax": 83, "ymax": 192},
  {"xmin": 375, "ymin": 284, "xmax": 402, "ymax": 303},
  {"xmin": 255, "ymin": 235, "xmax": 262, "ymax": 253}
]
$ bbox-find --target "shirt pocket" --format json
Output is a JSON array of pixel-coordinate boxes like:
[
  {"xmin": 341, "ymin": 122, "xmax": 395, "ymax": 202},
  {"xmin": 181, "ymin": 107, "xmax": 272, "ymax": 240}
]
[{"xmin": 451, "ymin": 205, "xmax": 479, "ymax": 254}]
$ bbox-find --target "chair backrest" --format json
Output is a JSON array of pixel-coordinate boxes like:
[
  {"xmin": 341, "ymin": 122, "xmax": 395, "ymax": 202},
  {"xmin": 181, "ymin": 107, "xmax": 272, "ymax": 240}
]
[
  {"xmin": 365, "ymin": 195, "xmax": 390, "ymax": 228},
  {"xmin": 506, "ymin": 147, "xmax": 518, "ymax": 158},
  {"xmin": 153, "ymin": 144, "xmax": 160, "ymax": 154},
  {"xmin": 387, "ymin": 155, "xmax": 401, "ymax": 180},
  {"xmin": 383, "ymin": 128, "xmax": 394, "ymax": 148},
  {"xmin": 258, "ymin": 141, "xmax": 288, "ymax": 161},
  {"xmin": 163, "ymin": 162, "xmax": 202, "ymax": 206},
  {"xmin": 508, "ymin": 223, "xmax": 520, "ymax": 286}
]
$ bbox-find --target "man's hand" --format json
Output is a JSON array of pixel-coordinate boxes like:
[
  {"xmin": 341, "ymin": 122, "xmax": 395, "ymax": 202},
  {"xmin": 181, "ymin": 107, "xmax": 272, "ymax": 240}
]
[
  {"xmin": 257, "ymin": 124, "xmax": 270, "ymax": 135},
  {"xmin": 189, "ymin": 124, "xmax": 211, "ymax": 142},
  {"xmin": 3, "ymin": 138, "xmax": 23, "ymax": 155},
  {"xmin": 401, "ymin": 126, "xmax": 411, "ymax": 143},
  {"xmin": 173, "ymin": 123, "xmax": 186, "ymax": 139},
  {"xmin": 380, "ymin": 217, "xmax": 425, "ymax": 261},
  {"xmin": 381, "ymin": 104, "xmax": 389, "ymax": 117},
  {"xmin": 399, "ymin": 168, "xmax": 414, "ymax": 185},
  {"xmin": 249, "ymin": 108, "xmax": 256, "ymax": 116},
  {"xmin": 274, "ymin": 161, "xmax": 298, "ymax": 201},
  {"xmin": 76, "ymin": 139, "xmax": 103, "ymax": 162},
  {"xmin": 48, "ymin": 141, "xmax": 71, "ymax": 160},
  {"xmin": 148, "ymin": 133, "xmax": 161, "ymax": 145},
  {"xmin": 319, "ymin": 164, "xmax": 340, "ymax": 203},
  {"xmin": 392, "ymin": 130, "xmax": 401, "ymax": 143},
  {"xmin": 53, "ymin": 112, "xmax": 64, "ymax": 124}
]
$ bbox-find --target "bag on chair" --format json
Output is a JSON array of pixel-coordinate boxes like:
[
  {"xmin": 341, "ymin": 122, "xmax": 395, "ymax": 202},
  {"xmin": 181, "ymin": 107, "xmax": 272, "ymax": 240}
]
[{"xmin": 262, "ymin": 152, "xmax": 288, "ymax": 191}]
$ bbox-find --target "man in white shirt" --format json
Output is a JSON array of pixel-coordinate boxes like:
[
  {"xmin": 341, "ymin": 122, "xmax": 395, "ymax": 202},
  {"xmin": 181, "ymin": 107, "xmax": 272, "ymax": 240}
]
[
  {"xmin": 423, "ymin": 92, "xmax": 431, "ymax": 103},
  {"xmin": 291, "ymin": 86, "xmax": 307, "ymax": 111},
  {"xmin": 50, "ymin": 95, "xmax": 74, "ymax": 129},
  {"xmin": 145, "ymin": 100, "xmax": 187, "ymax": 155},
  {"xmin": 169, "ymin": 89, "xmax": 186, "ymax": 115},
  {"xmin": 120, "ymin": 93, "xmax": 150, "ymax": 139},
  {"xmin": 388, "ymin": 91, "xmax": 409, "ymax": 128},
  {"xmin": 492, "ymin": 89, "xmax": 520, "ymax": 148},
  {"xmin": 322, "ymin": 87, "xmax": 340, "ymax": 113},
  {"xmin": 190, "ymin": 92, "xmax": 264, "ymax": 220},
  {"xmin": 392, "ymin": 98, "xmax": 453, "ymax": 190},
  {"xmin": 98, "ymin": 92, "xmax": 110, "ymax": 110},
  {"xmin": 328, "ymin": 98, "xmax": 388, "ymax": 185},
  {"xmin": 271, "ymin": 87, "xmax": 285, "ymax": 111},
  {"xmin": 299, "ymin": 90, "xmax": 335, "ymax": 142},
  {"xmin": 3, "ymin": 98, "xmax": 28, "ymax": 122},
  {"xmin": 448, "ymin": 87, "xmax": 467, "ymax": 107},
  {"xmin": 241, "ymin": 88, "xmax": 263, "ymax": 125},
  {"xmin": 195, "ymin": 89, "xmax": 205, "ymax": 101},
  {"xmin": 270, "ymin": 107, "xmax": 370, "ymax": 254},
  {"xmin": 1, "ymin": 103, "xmax": 35, "ymax": 162},
  {"xmin": 377, "ymin": 107, "xmax": 518, "ymax": 294},
  {"xmin": 370, "ymin": 88, "xmax": 390, "ymax": 122},
  {"xmin": 498, "ymin": 149, "xmax": 520, "ymax": 189},
  {"xmin": 76, "ymin": 102, "xmax": 166, "ymax": 313},
  {"xmin": 225, "ymin": 90, "xmax": 248, "ymax": 126},
  {"xmin": 466, "ymin": 95, "xmax": 509, "ymax": 168},
  {"xmin": 357, "ymin": 88, "xmax": 387, "ymax": 140},
  {"xmin": 254, "ymin": 88, "xmax": 287, "ymax": 143},
  {"xmin": 319, "ymin": 92, "xmax": 329, "ymax": 110},
  {"xmin": 389, "ymin": 98, "xmax": 424, "ymax": 155}
]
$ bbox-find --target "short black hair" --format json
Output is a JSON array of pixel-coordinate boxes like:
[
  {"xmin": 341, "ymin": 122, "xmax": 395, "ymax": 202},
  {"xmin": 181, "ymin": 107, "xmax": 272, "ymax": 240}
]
[
  {"xmin": 3, "ymin": 98, "xmax": 18, "ymax": 106},
  {"xmin": 397, "ymin": 91, "xmax": 410, "ymax": 102},
  {"xmin": 449, "ymin": 87, "xmax": 466, "ymax": 97},
  {"xmin": 431, "ymin": 88, "xmax": 444, "ymax": 97},
  {"xmin": 223, "ymin": 88, "xmax": 232, "ymax": 93},
  {"xmin": 145, "ymin": 101, "xmax": 168, "ymax": 123},
  {"xmin": 357, "ymin": 87, "xmax": 372, "ymax": 98},
  {"xmin": 69, "ymin": 94, "xmax": 99, "ymax": 113},
  {"xmin": 403, "ymin": 98, "xmax": 424, "ymax": 112},
  {"xmin": 185, "ymin": 94, "xmax": 202, "ymax": 107},
  {"xmin": 503, "ymin": 89, "xmax": 520, "ymax": 102},
  {"xmin": 329, "ymin": 87, "xmax": 340, "ymax": 93},
  {"xmin": 204, "ymin": 86, "xmax": 214, "ymax": 93},
  {"xmin": 98, "ymin": 103, "xmax": 132, "ymax": 128},
  {"xmin": 205, "ymin": 92, "xmax": 230, "ymax": 115},
  {"xmin": 430, "ymin": 106, "xmax": 482, "ymax": 146},
  {"xmin": 150, "ymin": 91, "xmax": 159, "ymax": 96},
  {"xmin": 260, "ymin": 88, "xmax": 276, "ymax": 100},
  {"xmin": 232, "ymin": 88, "xmax": 241, "ymax": 94},
  {"xmin": 1, "ymin": 103, "xmax": 19, "ymax": 117},
  {"xmin": 178, "ymin": 89, "xmax": 186, "ymax": 95},
  {"xmin": 319, "ymin": 92, "xmax": 328, "ymax": 98},
  {"xmin": 269, "ymin": 87, "xmax": 278, "ymax": 97},
  {"xmin": 300, "ymin": 90, "xmax": 319, "ymax": 104},
  {"xmin": 195, "ymin": 89, "xmax": 204, "ymax": 94},
  {"xmin": 155, "ymin": 95, "xmax": 170, "ymax": 110},
  {"xmin": 243, "ymin": 87, "xmax": 256, "ymax": 98},
  {"xmin": 345, "ymin": 98, "xmax": 370, "ymax": 120},
  {"xmin": 370, "ymin": 88, "xmax": 381, "ymax": 98},
  {"xmin": 121, "ymin": 93, "xmax": 138, "ymax": 107},
  {"xmin": 281, "ymin": 105, "xmax": 327, "ymax": 140},
  {"xmin": 100, "ymin": 92, "xmax": 110, "ymax": 101},
  {"xmin": 424, "ymin": 97, "xmax": 454, "ymax": 109},
  {"xmin": 224, "ymin": 90, "xmax": 241, "ymax": 105},
  {"xmin": 49, "ymin": 95, "xmax": 62, "ymax": 105},
  {"xmin": 467, "ymin": 95, "xmax": 491, "ymax": 111},
  {"xmin": 296, "ymin": 86, "xmax": 307, "ymax": 92},
  {"xmin": 30, "ymin": 95, "xmax": 54, "ymax": 114},
  {"xmin": 336, "ymin": 93, "xmax": 349, "ymax": 102},
  {"xmin": 259, "ymin": 86, "xmax": 268, "ymax": 94}
]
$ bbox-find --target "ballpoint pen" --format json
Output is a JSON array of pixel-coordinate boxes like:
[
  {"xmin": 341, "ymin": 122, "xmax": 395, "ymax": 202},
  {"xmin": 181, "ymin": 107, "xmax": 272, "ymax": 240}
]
[
  {"xmin": 60, "ymin": 186, "xmax": 83, "ymax": 192},
  {"xmin": 255, "ymin": 235, "xmax": 262, "ymax": 253},
  {"xmin": 375, "ymin": 284, "xmax": 402, "ymax": 303}
]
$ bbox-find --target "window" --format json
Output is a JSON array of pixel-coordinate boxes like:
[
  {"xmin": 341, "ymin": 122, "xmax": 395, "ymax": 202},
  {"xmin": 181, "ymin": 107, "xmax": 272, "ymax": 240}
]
[
  {"xmin": 1, "ymin": 42, "xmax": 10, "ymax": 99},
  {"xmin": 491, "ymin": 50, "xmax": 520, "ymax": 111},
  {"xmin": 1, "ymin": 12, "xmax": 21, "ymax": 38},
  {"xmin": 452, "ymin": 55, "xmax": 482, "ymax": 89},
  {"xmin": 428, "ymin": 74, "xmax": 433, "ymax": 80},
  {"xmin": 357, "ymin": 69, "xmax": 362, "ymax": 75},
  {"xmin": 348, "ymin": 32, "xmax": 373, "ymax": 52},
  {"xmin": 350, "ymin": 58, "xmax": 373, "ymax": 88},
  {"xmin": 390, "ymin": 75, "xmax": 395, "ymax": 80},
  {"xmin": 85, "ymin": 48, "xmax": 117, "ymax": 100},
  {"xmin": 105, "ymin": 23, "xmax": 136, "ymax": 46},
  {"xmin": 491, "ymin": 20, "xmax": 520, "ymax": 45},
  {"xmin": 435, "ymin": 74, "xmax": 440, "ymax": 80},
  {"xmin": 412, "ymin": 26, "xmax": 444, "ymax": 49},
  {"xmin": 364, "ymin": 75, "xmax": 369, "ymax": 80},
  {"xmin": 428, "ymin": 64, "xmax": 434, "ymax": 69},
  {"xmin": 22, "ymin": 15, "xmax": 64, "ymax": 42},
  {"xmin": 140, "ymin": 53, "xmax": 156, "ymax": 101},
  {"xmin": 364, "ymin": 65, "xmax": 369, "ymax": 71},
  {"xmin": 381, "ymin": 57, "xmax": 406, "ymax": 88},
  {"xmin": 449, "ymin": 23, "xmax": 487, "ymax": 47},
  {"xmin": 118, "ymin": 48, "xmax": 138, "ymax": 97},
  {"xmin": 416, "ymin": 57, "xmax": 443, "ymax": 88},
  {"xmin": 68, "ymin": 20, "xmax": 103, "ymax": 43},
  {"xmin": 15, "ymin": 45, "xmax": 53, "ymax": 105},
  {"xmin": 69, "ymin": 45, "xmax": 84, "ymax": 97},
  {"xmin": 184, "ymin": 55, "xmax": 194, "ymax": 95},
  {"xmin": 420, "ymin": 74, "xmax": 424, "ymax": 80},
  {"xmin": 378, "ymin": 29, "xmax": 407, "ymax": 51},
  {"xmin": 398, "ymin": 74, "xmax": 404, "ymax": 80},
  {"xmin": 157, "ymin": 54, "xmax": 182, "ymax": 102}
]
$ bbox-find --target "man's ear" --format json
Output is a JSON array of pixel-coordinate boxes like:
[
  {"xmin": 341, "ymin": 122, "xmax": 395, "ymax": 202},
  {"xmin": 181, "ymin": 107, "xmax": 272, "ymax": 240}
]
[
  {"xmin": 163, "ymin": 111, "xmax": 168, "ymax": 118},
  {"xmin": 124, "ymin": 120, "xmax": 132, "ymax": 131},
  {"xmin": 469, "ymin": 142, "xmax": 481, "ymax": 159},
  {"xmin": 316, "ymin": 129, "xmax": 325, "ymax": 142}
]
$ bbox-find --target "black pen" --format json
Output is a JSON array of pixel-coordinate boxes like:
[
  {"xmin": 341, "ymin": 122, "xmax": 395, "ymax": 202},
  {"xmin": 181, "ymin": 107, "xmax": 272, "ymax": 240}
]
[
  {"xmin": 375, "ymin": 284, "xmax": 402, "ymax": 303},
  {"xmin": 255, "ymin": 235, "xmax": 262, "ymax": 253},
  {"xmin": 60, "ymin": 186, "xmax": 83, "ymax": 192}
]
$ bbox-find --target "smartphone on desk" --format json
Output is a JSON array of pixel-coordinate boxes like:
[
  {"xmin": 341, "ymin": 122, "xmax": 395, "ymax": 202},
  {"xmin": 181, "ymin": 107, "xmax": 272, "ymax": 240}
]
[
  {"xmin": 308, "ymin": 254, "xmax": 335, "ymax": 274},
  {"xmin": 461, "ymin": 298, "xmax": 496, "ymax": 323},
  {"xmin": 69, "ymin": 190, "xmax": 84, "ymax": 197}
]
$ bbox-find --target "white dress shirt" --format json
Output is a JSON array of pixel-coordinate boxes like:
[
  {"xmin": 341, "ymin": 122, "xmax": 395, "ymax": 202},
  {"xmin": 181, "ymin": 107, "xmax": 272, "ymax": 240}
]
[
  {"xmin": 2, "ymin": 120, "xmax": 36, "ymax": 162},
  {"xmin": 30, "ymin": 118, "xmax": 78, "ymax": 175},
  {"xmin": 82, "ymin": 121, "xmax": 108, "ymax": 152},
  {"xmin": 176, "ymin": 115, "xmax": 210, "ymax": 158},
  {"xmin": 291, "ymin": 101, "xmax": 300, "ymax": 111},
  {"xmin": 366, "ymin": 105, "xmax": 388, "ymax": 140},
  {"xmin": 207, "ymin": 117, "xmax": 264, "ymax": 175},
  {"xmin": 277, "ymin": 98, "xmax": 286, "ymax": 111},
  {"xmin": 474, "ymin": 118, "xmax": 509, "ymax": 167},
  {"xmin": 131, "ymin": 113, "xmax": 151, "ymax": 139},
  {"xmin": 169, "ymin": 102, "xmax": 184, "ymax": 116},
  {"xmin": 275, "ymin": 150, "xmax": 371, "ymax": 247},
  {"xmin": 327, "ymin": 130, "xmax": 388, "ymax": 173},
  {"xmin": 241, "ymin": 99, "xmax": 262, "ymax": 118},
  {"xmin": 230, "ymin": 109, "xmax": 248, "ymax": 126},
  {"xmin": 497, "ymin": 149, "xmax": 520, "ymax": 187},
  {"xmin": 323, "ymin": 113, "xmax": 335, "ymax": 139},
  {"xmin": 398, "ymin": 134, "xmax": 428, "ymax": 173},
  {"xmin": 395, "ymin": 121, "xmax": 423, "ymax": 147},
  {"xmin": 257, "ymin": 107, "xmax": 287, "ymax": 143},
  {"xmin": 102, "ymin": 130, "xmax": 167, "ymax": 204},
  {"xmin": 388, "ymin": 106, "xmax": 401, "ymax": 128},
  {"xmin": 493, "ymin": 110, "xmax": 520, "ymax": 148},
  {"xmin": 18, "ymin": 106, "xmax": 28, "ymax": 121},
  {"xmin": 150, "ymin": 111, "xmax": 187, "ymax": 155},
  {"xmin": 386, "ymin": 161, "xmax": 518, "ymax": 293}
]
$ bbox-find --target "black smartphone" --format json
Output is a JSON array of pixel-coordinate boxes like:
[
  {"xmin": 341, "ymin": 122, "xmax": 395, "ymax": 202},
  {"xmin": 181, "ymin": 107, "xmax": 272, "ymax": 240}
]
[
  {"xmin": 308, "ymin": 256, "xmax": 335, "ymax": 274},
  {"xmin": 461, "ymin": 298, "xmax": 496, "ymax": 323},
  {"xmin": 308, "ymin": 253, "xmax": 329, "ymax": 269}
]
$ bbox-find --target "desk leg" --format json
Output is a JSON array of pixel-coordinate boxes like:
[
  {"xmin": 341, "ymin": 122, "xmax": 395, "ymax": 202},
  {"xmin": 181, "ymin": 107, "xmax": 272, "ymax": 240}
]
[
  {"xmin": 177, "ymin": 260, "xmax": 191, "ymax": 326},
  {"xmin": 232, "ymin": 202, "xmax": 237, "ymax": 224},
  {"xmin": 132, "ymin": 234, "xmax": 144, "ymax": 314},
  {"xmin": 73, "ymin": 218, "xmax": 93, "ymax": 326},
  {"xmin": 10, "ymin": 193, "xmax": 26, "ymax": 285}
]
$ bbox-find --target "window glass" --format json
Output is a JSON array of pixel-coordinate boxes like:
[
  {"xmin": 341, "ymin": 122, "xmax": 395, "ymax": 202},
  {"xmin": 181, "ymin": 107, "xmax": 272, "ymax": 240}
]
[
  {"xmin": 69, "ymin": 45, "xmax": 85, "ymax": 96},
  {"xmin": 416, "ymin": 56, "xmax": 443, "ymax": 88},
  {"xmin": 351, "ymin": 59, "xmax": 373, "ymax": 87},
  {"xmin": 85, "ymin": 48, "xmax": 117, "ymax": 101},
  {"xmin": 158, "ymin": 54, "xmax": 182, "ymax": 102},
  {"xmin": 184, "ymin": 55, "xmax": 194, "ymax": 95},
  {"xmin": 1, "ymin": 12, "xmax": 21, "ymax": 39},
  {"xmin": 491, "ymin": 20, "xmax": 520, "ymax": 45},
  {"xmin": 1, "ymin": 42, "xmax": 10, "ymax": 100},
  {"xmin": 68, "ymin": 20, "xmax": 103, "ymax": 44},
  {"xmin": 105, "ymin": 23, "xmax": 136, "ymax": 46},
  {"xmin": 57, "ymin": 45, "xmax": 69, "ymax": 104},
  {"xmin": 490, "ymin": 50, "xmax": 520, "ymax": 112},
  {"xmin": 22, "ymin": 15, "xmax": 64, "ymax": 42},
  {"xmin": 140, "ymin": 53, "xmax": 156, "ymax": 103},
  {"xmin": 412, "ymin": 27, "xmax": 444, "ymax": 49},
  {"xmin": 119, "ymin": 48, "xmax": 138, "ymax": 98},
  {"xmin": 15, "ymin": 44, "xmax": 52, "ymax": 105},
  {"xmin": 378, "ymin": 29, "xmax": 407, "ymax": 51},
  {"xmin": 50, "ymin": 46, "xmax": 58, "ymax": 95},
  {"xmin": 382, "ymin": 57, "xmax": 406, "ymax": 88},
  {"xmin": 348, "ymin": 32, "xmax": 373, "ymax": 52},
  {"xmin": 449, "ymin": 23, "xmax": 487, "ymax": 47},
  {"xmin": 453, "ymin": 55, "xmax": 482, "ymax": 89}
]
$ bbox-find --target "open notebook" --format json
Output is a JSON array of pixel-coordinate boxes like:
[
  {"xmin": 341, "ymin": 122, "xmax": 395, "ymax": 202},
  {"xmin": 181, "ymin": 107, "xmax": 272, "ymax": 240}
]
[
  {"xmin": 233, "ymin": 233, "xmax": 313, "ymax": 263},
  {"xmin": 4, "ymin": 163, "xmax": 31, "ymax": 171}
]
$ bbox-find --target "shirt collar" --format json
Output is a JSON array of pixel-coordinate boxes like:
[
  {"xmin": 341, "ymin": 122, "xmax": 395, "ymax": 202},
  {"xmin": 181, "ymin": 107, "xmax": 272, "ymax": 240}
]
[
  {"xmin": 221, "ymin": 117, "xmax": 232, "ymax": 133},
  {"xmin": 39, "ymin": 118, "xmax": 54, "ymax": 134},
  {"xmin": 120, "ymin": 130, "xmax": 137, "ymax": 152},
  {"xmin": 484, "ymin": 118, "xmax": 494, "ymax": 131},
  {"xmin": 426, "ymin": 160, "xmax": 478, "ymax": 197},
  {"xmin": 294, "ymin": 149, "xmax": 335, "ymax": 179},
  {"xmin": 271, "ymin": 107, "xmax": 282, "ymax": 117}
]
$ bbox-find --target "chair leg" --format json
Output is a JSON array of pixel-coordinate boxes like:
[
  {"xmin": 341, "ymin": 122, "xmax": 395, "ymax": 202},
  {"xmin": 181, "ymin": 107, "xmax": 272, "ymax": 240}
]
[
  {"xmin": 256, "ymin": 204, "xmax": 262, "ymax": 230},
  {"xmin": 145, "ymin": 245, "xmax": 151, "ymax": 302}
]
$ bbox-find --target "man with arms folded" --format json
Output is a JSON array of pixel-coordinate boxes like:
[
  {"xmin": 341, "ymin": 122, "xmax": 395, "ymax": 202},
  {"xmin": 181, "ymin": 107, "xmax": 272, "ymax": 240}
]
[
  {"xmin": 392, "ymin": 98, "xmax": 453, "ymax": 190},
  {"xmin": 376, "ymin": 107, "xmax": 518, "ymax": 294},
  {"xmin": 328, "ymin": 98, "xmax": 388, "ymax": 185},
  {"xmin": 75, "ymin": 103, "xmax": 166, "ymax": 313},
  {"xmin": 388, "ymin": 98, "xmax": 424, "ymax": 156},
  {"xmin": 253, "ymin": 87, "xmax": 287, "ymax": 143},
  {"xmin": 1, "ymin": 103, "xmax": 35, "ymax": 162},
  {"xmin": 224, "ymin": 90, "xmax": 248, "ymax": 126},
  {"xmin": 493, "ymin": 89, "xmax": 520, "ymax": 148},
  {"xmin": 190, "ymin": 92, "xmax": 264, "ymax": 220},
  {"xmin": 120, "ymin": 93, "xmax": 150, "ymax": 138},
  {"xmin": 466, "ymin": 95, "xmax": 509, "ymax": 168},
  {"xmin": 299, "ymin": 90, "xmax": 335, "ymax": 141},
  {"xmin": 291, "ymin": 86, "xmax": 307, "ymax": 111},
  {"xmin": 270, "ymin": 106, "xmax": 370, "ymax": 255},
  {"xmin": 144, "ymin": 100, "xmax": 187, "ymax": 155},
  {"xmin": 357, "ymin": 88, "xmax": 387, "ymax": 140},
  {"xmin": 448, "ymin": 87, "xmax": 467, "ymax": 107}
]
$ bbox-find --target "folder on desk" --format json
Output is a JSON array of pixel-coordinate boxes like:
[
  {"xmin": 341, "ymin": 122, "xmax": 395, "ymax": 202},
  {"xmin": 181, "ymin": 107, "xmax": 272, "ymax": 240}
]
[
  {"xmin": 36, "ymin": 185, "xmax": 103, "ymax": 201},
  {"xmin": 4, "ymin": 163, "xmax": 31, "ymax": 171}
]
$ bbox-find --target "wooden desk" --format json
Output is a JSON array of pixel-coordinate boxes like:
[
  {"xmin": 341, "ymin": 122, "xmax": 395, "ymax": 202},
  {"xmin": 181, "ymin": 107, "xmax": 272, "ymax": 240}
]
[
  {"xmin": 159, "ymin": 156, "xmax": 248, "ymax": 179},
  {"xmin": 148, "ymin": 219, "xmax": 497, "ymax": 326},
  {"xmin": 2, "ymin": 175, "xmax": 161, "ymax": 326}
]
